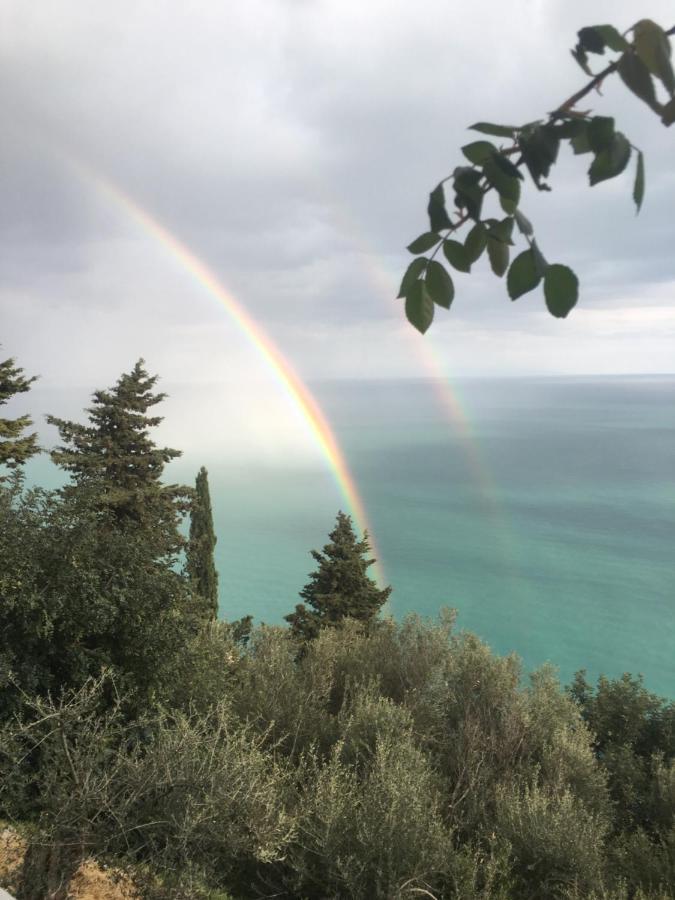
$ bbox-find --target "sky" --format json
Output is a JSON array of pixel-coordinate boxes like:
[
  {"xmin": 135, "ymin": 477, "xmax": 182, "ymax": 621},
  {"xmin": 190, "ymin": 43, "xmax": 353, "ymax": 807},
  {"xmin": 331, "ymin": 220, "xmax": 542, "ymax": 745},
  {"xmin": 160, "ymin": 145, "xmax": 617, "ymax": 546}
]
[{"xmin": 2, "ymin": 1, "xmax": 675, "ymax": 458}]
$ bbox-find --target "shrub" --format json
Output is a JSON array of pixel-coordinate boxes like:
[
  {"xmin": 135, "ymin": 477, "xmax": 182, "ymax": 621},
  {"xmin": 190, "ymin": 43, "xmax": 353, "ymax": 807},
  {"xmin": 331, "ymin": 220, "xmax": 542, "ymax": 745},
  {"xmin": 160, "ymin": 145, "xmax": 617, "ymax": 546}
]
[{"xmin": 494, "ymin": 778, "xmax": 608, "ymax": 898}]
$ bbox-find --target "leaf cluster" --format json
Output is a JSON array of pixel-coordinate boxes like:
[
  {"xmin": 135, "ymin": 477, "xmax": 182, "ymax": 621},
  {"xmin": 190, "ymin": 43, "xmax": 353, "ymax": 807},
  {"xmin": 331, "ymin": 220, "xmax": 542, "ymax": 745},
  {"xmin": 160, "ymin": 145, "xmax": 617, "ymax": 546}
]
[{"xmin": 398, "ymin": 19, "xmax": 674, "ymax": 334}]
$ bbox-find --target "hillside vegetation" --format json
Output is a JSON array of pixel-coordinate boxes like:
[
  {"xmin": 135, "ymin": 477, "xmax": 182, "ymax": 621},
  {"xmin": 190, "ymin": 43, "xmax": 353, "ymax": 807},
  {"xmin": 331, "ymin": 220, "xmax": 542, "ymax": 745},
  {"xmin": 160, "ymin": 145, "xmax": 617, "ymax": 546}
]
[{"xmin": 1, "ymin": 358, "xmax": 673, "ymax": 899}]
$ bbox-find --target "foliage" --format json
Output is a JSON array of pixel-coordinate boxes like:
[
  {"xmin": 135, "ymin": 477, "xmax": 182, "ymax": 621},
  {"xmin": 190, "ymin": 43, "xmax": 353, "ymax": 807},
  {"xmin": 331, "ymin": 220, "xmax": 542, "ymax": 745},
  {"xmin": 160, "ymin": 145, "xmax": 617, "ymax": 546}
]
[
  {"xmin": 569, "ymin": 670, "xmax": 675, "ymax": 833},
  {"xmin": 186, "ymin": 466, "xmax": 219, "ymax": 620},
  {"xmin": 1, "ymin": 360, "xmax": 673, "ymax": 897},
  {"xmin": 47, "ymin": 359, "xmax": 189, "ymax": 545},
  {"xmin": 0, "ymin": 355, "xmax": 39, "ymax": 475},
  {"xmin": 2, "ymin": 618, "xmax": 674, "ymax": 899},
  {"xmin": 398, "ymin": 19, "xmax": 675, "ymax": 333},
  {"xmin": 0, "ymin": 476, "xmax": 196, "ymax": 719},
  {"xmin": 0, "ymin": 676, "xmax": 294, "ymax": 898},
  {"xmin": 285, "ymin": 510, "xmax": 392, "ymax": 641}
]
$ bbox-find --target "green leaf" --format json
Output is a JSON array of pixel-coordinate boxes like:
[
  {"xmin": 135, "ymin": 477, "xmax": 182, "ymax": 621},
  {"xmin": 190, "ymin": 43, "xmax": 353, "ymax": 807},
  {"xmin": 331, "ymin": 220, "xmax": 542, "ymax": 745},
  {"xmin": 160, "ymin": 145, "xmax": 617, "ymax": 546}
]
[
  {"xmin": 461, "ymin": 141, "xmax": 498, "ymax": 165},
  {"xmin": 487, "ymin": 216, "xmax": 515, "ymax": 245},
  {"xmin": 551, "ymin": 118, "xmax": 587, "ymax": 140},
  {"xmin": 595, "ymin": 25, "xmax": 630, "ymax": 53},
  {"xmin": 397, "ymin": 257, "xmax": 428, "ymax": 298},
  {"xmin": 634, "ymin": 19, "xmax": 675, "ymax": 96},
  {"xmin": 531, "ymin": 240, "xmax": 548, "ymax": 277},
  {"xmin": 427, "ymin": 183, "xmax": 452, "ymax": 232},
  {"xmin": 507, "ymin": 249, "xmax": 542, "ymax": 300},
  {"xmin": 443, "ymin": 239, "xmax": 471, "ymax": 273},
  {"xmin": 662, "ymin": 96, "xmax": 675, "ymax": 126},
  {"xmin": 407, "ymin": 232, "xmax": 442, "ymax": 254},
  {"xmin": 514, "ymin": 208, "xmax": 534, "ymax": 236},
  {"xmin": 618, "ymin": 51, "xmax": 662, "ymax": 114},
  {"xmin": 453, "ymin": 168, "xmax": 484, "ymax": 220},
  {"xmin": 520, "ymin": 125, "xmax": 559, "ymax": 188},
  {"xmin": 571, "ymin": 129, "xmax": 592, "ymax": 155},
  {"xmin": 492, "ymin": 153, "xmax": 524, "ymax": 180},
  {"xmin": 469, "ymin": 122, "xmax": 518, "ymax": 138},
  {"xmin": 589, "ymin": 132, "xmax": 631, "ymax": 185},
  {"xmin": 483, "ymin": 158, "xmax": 520, "ymax": 205},
  {"xmin": 405, "ymin": 281, "xmax": 435, "ymax": 333},
  {"xmin": 633, "ymin": 150, "xmax": 645, "ymax": 213},
  {"xmin": 487, "ymin": 236, "xmax": 509, "ymax": 277},
  {"xmin": 499, "ymin": 195, "xmax": 518, "ymax": 215},
  {"xmin": 464, "ymin": 222, "xmax": 488, "ymax": 263},
  {"xmin": 425, "ymin": 260, "xmax": 455, "ymax": 308},
  {"xmin": 571, "ymin": 46, "xmax": 593, "ymax": 77},
  {"xmin": 577, "ymin": 27, "xmax": 606, "ymax": 55},
  {"xmin": 543, "ymin": 264, "xmax": 579, "ymax": 318},
  {"xmin": 587, "ymin": 116, "xmax": 615, "ymax": 152}
]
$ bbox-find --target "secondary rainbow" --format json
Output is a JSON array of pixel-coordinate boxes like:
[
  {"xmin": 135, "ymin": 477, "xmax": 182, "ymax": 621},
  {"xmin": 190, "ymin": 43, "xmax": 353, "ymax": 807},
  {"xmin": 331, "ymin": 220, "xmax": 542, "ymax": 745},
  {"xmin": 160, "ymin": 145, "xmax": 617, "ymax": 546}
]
[{"xmin": 71, "ymin": 164, "xmax": 386, "ymax": 584}]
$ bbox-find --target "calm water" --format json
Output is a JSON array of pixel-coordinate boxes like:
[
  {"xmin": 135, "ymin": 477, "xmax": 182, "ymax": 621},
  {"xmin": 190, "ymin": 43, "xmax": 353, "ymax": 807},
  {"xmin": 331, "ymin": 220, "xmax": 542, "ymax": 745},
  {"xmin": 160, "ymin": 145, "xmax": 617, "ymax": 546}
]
[
  {"xmin": 186, "ymin": 376, "xmax": 674, "ymax": 696},
  {"xmin": 26, "ymin": 376, "xmax": 675, "ymax": 696}
]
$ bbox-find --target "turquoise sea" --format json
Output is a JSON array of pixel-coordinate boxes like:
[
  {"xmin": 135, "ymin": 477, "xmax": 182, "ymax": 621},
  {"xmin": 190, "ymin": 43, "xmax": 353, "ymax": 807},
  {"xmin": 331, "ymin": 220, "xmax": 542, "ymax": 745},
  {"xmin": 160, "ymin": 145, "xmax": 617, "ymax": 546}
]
[
  {"xmin": 24, "ymin": 375, "xmax": 674, "ymax": 696},
  {"xmin": 174, "ymin": 376, "xmax": 674, "ymax": 697}
]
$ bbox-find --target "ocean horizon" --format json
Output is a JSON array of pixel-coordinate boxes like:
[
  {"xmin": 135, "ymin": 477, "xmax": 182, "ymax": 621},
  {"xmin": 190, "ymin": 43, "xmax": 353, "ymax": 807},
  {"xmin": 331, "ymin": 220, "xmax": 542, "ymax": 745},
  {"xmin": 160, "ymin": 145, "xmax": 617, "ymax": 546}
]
[{"xmin": 23, "ymin": 373, "xmax": 675, "ymax": 697}]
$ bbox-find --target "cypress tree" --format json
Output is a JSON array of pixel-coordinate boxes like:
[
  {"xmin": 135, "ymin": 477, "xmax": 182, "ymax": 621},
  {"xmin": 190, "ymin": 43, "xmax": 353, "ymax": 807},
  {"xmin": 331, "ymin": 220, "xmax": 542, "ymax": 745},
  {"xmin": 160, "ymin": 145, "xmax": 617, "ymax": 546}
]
[
  {"xmin": 0, "ymin": 355, "xmax": 39, "ymax": 475},
  {"xmin": 187, "ymin": 466, "xmax": 219, "ymax": 619},
  {"xmin": 285, "ymin": 510, "xmax": 391, "ymax": 640},
  {"xmin": 47, "ymin": 360, "xmax": 188, "ymax": 548}
]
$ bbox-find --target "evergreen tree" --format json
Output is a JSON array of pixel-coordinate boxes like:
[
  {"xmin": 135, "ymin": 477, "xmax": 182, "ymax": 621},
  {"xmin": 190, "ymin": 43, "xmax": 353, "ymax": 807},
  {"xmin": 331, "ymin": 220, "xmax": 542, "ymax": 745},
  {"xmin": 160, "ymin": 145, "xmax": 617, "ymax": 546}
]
[
  {"xmin": 0, "ymin": 355, "xmax": 39, "ymax": 474},
  {"xmin": 285, "ymin": 510, "xmax": 391, "ymax": 640},
  {"xmin": 47, "ymin": 360, "xmax": 189, "ymax": 548},
  {"xmin": 186, "ymin": 466, "xmax": 219, "ymax": 619}
]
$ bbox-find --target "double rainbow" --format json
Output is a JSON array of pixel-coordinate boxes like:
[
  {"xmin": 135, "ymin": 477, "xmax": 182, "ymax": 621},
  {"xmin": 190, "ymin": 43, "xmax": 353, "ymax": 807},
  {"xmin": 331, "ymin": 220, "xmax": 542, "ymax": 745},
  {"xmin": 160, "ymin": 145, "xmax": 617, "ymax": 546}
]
[{"xmin": 74, "ymin": 166, "xmax": 386, "ymax": 585}]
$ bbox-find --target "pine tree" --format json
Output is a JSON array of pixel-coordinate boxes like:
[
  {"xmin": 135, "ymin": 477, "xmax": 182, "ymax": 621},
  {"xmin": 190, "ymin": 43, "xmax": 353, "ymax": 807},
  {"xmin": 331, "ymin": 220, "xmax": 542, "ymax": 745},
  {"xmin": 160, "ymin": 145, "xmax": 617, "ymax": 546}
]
[
  {"xmin": 285, "ymin": 510, "xmax": 391, "ymax": 640},
  {"xmin": 0, "ymin": 356, "xmax": 39, "ymax": 474},
  {"xmin": 47, "ymin": 360, "xmax": 188, "ymax": 546},
  {"xmin": 186, "ymin": 466, "xmax": 219, "ymax": 619}
]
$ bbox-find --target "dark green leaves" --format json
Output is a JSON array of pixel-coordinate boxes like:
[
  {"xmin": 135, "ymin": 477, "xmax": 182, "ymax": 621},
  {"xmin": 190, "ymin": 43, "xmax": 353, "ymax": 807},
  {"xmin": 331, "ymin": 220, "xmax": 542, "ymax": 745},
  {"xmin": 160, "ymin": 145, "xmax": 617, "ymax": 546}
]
[
  {"xmin": 405, "ymin": 281, "xmax": 435, "ymax": 333},
  {"xmin": 443, "ymin": 239, "xmax": 471, "ymax": 273},
  {"xmin": 587, "ymin": 116, "xmax": 615, "ymax": 152},
  {"xmin": 595, "ymin": 25, "xmax": 631, "ymax": 53},
  {"xmin": 577, "ymin": 26, "xmax": 606, "ymax": 55},
  {"xmin": 425, "ymin": 260, "xmax": 455, "ymax": 309},
  {"xmin": 571, "ymin": 46, "xmax": 593, "ymax": 76},
  {"xmin": 514, "ymin": 208, "xmax": 533, "ymax": 236},
  {"xmin": 507, "ymin": 249, "xmax": 542, "ymax": 300},
  {"xmin": 483, "ymin": 157, "xmax": 521, "ymax": 209},
  {"xmin": 577, "ymin": 24, "xmax": 630, "ymax": 55},
  {"xmin": 633, "ymin": 19, "xmax": 675, "ymax": 96},
  {"xmin": 589, "ymin": 132, "xmax": 631, "ymax": 185},
  {"xmin": 618, "ymin": 51, "xmax": 662, "ymax": 114},
  {"xmin": 520, "ymin": 125, "xmax": 559, "ymax": 189},
  {"xmin": 633, "ymin": 150, "xmax": 645, "ymax": 212},
  {"xmin": 571, "ymin": 129, "xmax": 592, "ymax": 155},
  {"xmin": 453, "ymin": 167, "xmax": 484, "ymax": 220},
  {"xmin": 469, "ymin": 122, "xmax": 518, "ymax": 138},
  {"xmin": 407, "ymin": 232, "xmax": 442, "ymax": 254},
  {"xmin": 461, "ymin": 141, "xmax": 498, "ymax": 165},
  {"xmin": 397, "ymin": 257, "xmax": 428, "ymax": 298},
  {"xmin": 487, "ymin": 217, "xmax": 515, "ymax": 245},
  {"xmin": 544, "ymin": 264, "xmax": 579, "ymax": 318},
  {"xmin": 464, "ymin": 222, "xmax": 488, "ymax": 263},
  {"xmin": 427, "ymin": 183, "xmax": 452, "ymax": 232},
  {"xmin": 487, "ymin": 236, "xmax": 509, "ymax": 277},
  {"xmin": 662, "ymin": 96, "xmax": 675, "ymax": 126}
]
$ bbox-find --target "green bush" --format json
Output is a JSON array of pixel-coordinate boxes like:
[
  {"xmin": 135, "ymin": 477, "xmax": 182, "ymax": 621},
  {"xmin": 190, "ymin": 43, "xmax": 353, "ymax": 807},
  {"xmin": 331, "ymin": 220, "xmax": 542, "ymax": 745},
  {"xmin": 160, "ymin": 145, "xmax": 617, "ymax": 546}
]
[{"xmin": 494, "ymin": 778, "xmax": 608, "ymax": 897}]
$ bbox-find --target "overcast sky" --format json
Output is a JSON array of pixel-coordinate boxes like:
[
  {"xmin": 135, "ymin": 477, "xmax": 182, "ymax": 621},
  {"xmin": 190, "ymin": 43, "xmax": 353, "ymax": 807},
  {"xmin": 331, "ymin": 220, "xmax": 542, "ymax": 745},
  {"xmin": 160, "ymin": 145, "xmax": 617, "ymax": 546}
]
[{"xmin": 2, "ymin": 1, "xmax": 674, "ymax": 457}]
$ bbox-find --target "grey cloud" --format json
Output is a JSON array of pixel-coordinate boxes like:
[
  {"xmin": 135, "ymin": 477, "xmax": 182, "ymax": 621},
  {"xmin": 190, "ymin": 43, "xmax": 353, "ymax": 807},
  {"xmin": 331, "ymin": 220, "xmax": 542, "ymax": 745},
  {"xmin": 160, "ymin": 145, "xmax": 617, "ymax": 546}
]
[{"xmin": 1, "ymin": 0, "xmax": 675, "ymax": 391}]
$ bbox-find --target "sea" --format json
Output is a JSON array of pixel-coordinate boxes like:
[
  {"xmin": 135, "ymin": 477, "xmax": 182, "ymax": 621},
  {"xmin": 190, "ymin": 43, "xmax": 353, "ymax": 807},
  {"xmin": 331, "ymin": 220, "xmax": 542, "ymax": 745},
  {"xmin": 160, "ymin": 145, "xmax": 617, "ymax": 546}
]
[{"xmin": 25, "ymin": 375, "xmax": 675, "ymax": 697}]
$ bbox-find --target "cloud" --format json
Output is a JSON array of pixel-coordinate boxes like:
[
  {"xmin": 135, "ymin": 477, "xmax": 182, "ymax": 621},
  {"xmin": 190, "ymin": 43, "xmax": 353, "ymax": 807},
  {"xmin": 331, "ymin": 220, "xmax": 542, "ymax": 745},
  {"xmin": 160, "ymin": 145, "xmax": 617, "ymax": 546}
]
[{"xmin": 1, "ymin": 0, "xmax": 674, "ymax": 414}]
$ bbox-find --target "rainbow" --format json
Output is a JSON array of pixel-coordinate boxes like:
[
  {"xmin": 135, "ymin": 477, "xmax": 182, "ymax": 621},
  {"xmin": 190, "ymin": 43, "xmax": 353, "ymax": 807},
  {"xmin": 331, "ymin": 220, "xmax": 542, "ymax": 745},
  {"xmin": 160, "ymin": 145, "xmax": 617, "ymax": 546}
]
[
  {"xmin": 315, "ymin": 190, "xmax": 525, "ymax": 585},
  {"xmin": 71, "ymin": 164, "xmax": 386, "ymax": 585}
]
